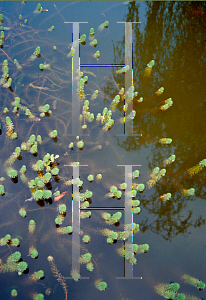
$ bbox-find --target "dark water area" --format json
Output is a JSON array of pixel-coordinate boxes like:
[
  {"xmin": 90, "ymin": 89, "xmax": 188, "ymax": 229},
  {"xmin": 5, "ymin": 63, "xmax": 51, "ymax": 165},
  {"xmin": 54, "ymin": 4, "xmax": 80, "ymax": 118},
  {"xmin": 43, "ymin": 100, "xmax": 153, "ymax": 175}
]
[{"xmin": 0, "ymin": 1, "xmax": 205, "ymax": 300}]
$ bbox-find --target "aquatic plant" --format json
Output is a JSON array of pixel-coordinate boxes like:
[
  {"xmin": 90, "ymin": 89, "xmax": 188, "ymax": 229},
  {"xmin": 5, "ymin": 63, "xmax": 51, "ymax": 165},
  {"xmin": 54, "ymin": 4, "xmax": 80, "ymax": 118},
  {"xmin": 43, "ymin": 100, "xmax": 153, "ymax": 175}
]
[
  {"xmin": 11, "ymin": 251, "xmax": 21, "ymax": 262},
  {"xmin": 159, "ymin": 138, "xmax": 172, "ymax": 144},
  {"xmin": 169, "ymin": 283, "xmax": 180, "ymax": 292},
  {"xmin": 109, "ymin": 231, "xmax": 118, "ymax": 240},
  {"xmin": 29, "ymin": 220, "xmax": 36, "ymax": 233},
  {"xmin": 155, "ymin": 283, "xmax": 175, "ymax": 299},
  {"xmin": 71, "ymin": 269, "xmax": 81, "ymax": 281},
  {"xmin": 143, "ymin": 59, "xmax": 155, "ymax": 77},
  {"xmin": 176, "ymin": 294, "xmax": 186, "ymax": 300},
  {"xmin": 87, "ymin": 174, "xmax": 94, "ymax": 182},
  {"xmin": 19, "ymin": 208, "xmax": 26, "ymax": 217},
  {"xmin": 7, "ymin": 169, "xmax": 18, "ymax": 179},
  {"xmin": 14, "ymin": 58, "xmax": 22, "ymax": 70},
  {"xmin": 0, "ymin": 184, "xmax": 5, "ymax": 195},
  {"xmin": 187, "ymin": 158, "xmax": 206, "ymax": 176},
  {"xmin": 133, "ymin": 169, "xmax": 140, "ymax": 179},
  {"xmin": 86, "ymin": 262, "xmax": 94, "ymax": 272},
  {"xmin": 160, "ymin": 98, "xmax": 173, "ymax": 111},
  {"xmin": 47, "ymin": 255, "xmax": 68, "ymax": 298},
  {"xmin": 135, "ymin": 244, "xmax": 149, "ymax": 254},
  {"xmin": 33, "ymin": 293, "xmax": 44, "ymax": 300},
  {"xmin": 48, "ymin": 25, "xmax": 54, "ymax": 31},
  {"xmin": 182, "ymin": 274, "xmax": 205, "ymax": 290},
  {"xmin": 49, "ymin": 130, "xmax": 57, "ymax": 138},
  {"xmin": 33, "ymin": 190, "xmax": 44, "ymax": 201},
  {"xmin": 160, "ymin": 193, "xmax": 172, "ymax": 201},
  {"xmin": 39, "ymin": 64, "xmax": 44, "ymax": 70},
  {"xmin": 181, "ymin": 188, "xmax": 195, "ymax": 196},
  {"xmin": 89, "ymin": 38, "xmax": 97, "ymax": 47},
  {"xmin": 94, "ymin": 50, "xmax": 100, "ymax": 59},
  {"xmin": 19, "ymin": 165, "xmax": 27, "ymax": 174},
  {"xmin": 57, "ymin": 226, "xmax": 72, "ymax": 234},
  {"xmin": 125, "ymin": 250, "xmax": 137, "ymax": 264},
  {"xmin": 89, "ymin": 28, "xmax": 95, "ymax": 37},
  {"xmin": 11, "ymin": 289, "xmax": 18, "ymax": 297},
  {"xmin": 0, "ymin": 234, "xmax": 11, "ymax": 246},
  {"xmin": 164, "ymin": 155, "xmax": 176, "ymax": 166},
  {"xmin": 35, "ymin": 46, "xmax": 41, "ymax": 56},
  {"xmin": 82, "ymin": 235, "xmax": 90, "ymax": 244},
  {"xmin": 18, "ymin": 261, "xmax": 28, "ymax": 273},
  {"xmin": 79, "ymin": 253, "xmax": 92, "ymax": 264},
  {"xmin": 11, "ymin": 238, "xmax": 20, "ymax": 247},
  {"xmin": 77, "ymin": 140, "xmax": 84, "ymax": 149},
  {"xmin": 135, "ymin": 183, "xmax": 145, "ymax": 192},
  {"xmin": 29, "ymin": 248, "xmax": 39, "ymax": 259},
  {"xmin": 58, "ymin": 204, "xmax": 67, "ymax": 214},
  {"xmin": 43, "ymin": 190, "xmax": 52, "ymax": 200},
  {"xmin": 155, "ymin": 87, "xmax": 164, "ymax": 96},
  {"xmin": 55, "ymin": 216, "xmax": 64, "ymax": 225},
  {"xmin": 31, "ymin": 270, "xmax": 44, "ymax": 280},
  {"xmin": 33, "ymin": 160, "xmax": 44, "ymax": 172},
  {"xmin": 79, "ymin": 34, "xmax": 86, "ymax": 43},
  {"xmin": 80, "ymin": 211, "xmax": 91, "ymax": 219},
  {"xmin": 95, "ymin": 279, "xmax": 107, "ymax": 291}
]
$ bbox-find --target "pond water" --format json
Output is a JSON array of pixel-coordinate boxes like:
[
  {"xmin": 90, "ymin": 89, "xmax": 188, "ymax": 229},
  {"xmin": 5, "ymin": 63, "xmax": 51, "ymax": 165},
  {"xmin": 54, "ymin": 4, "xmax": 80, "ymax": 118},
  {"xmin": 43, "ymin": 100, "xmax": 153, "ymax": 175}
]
[{"xmin": 0, "ymin": 1, "xmax": 205, "ymax": 300}]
